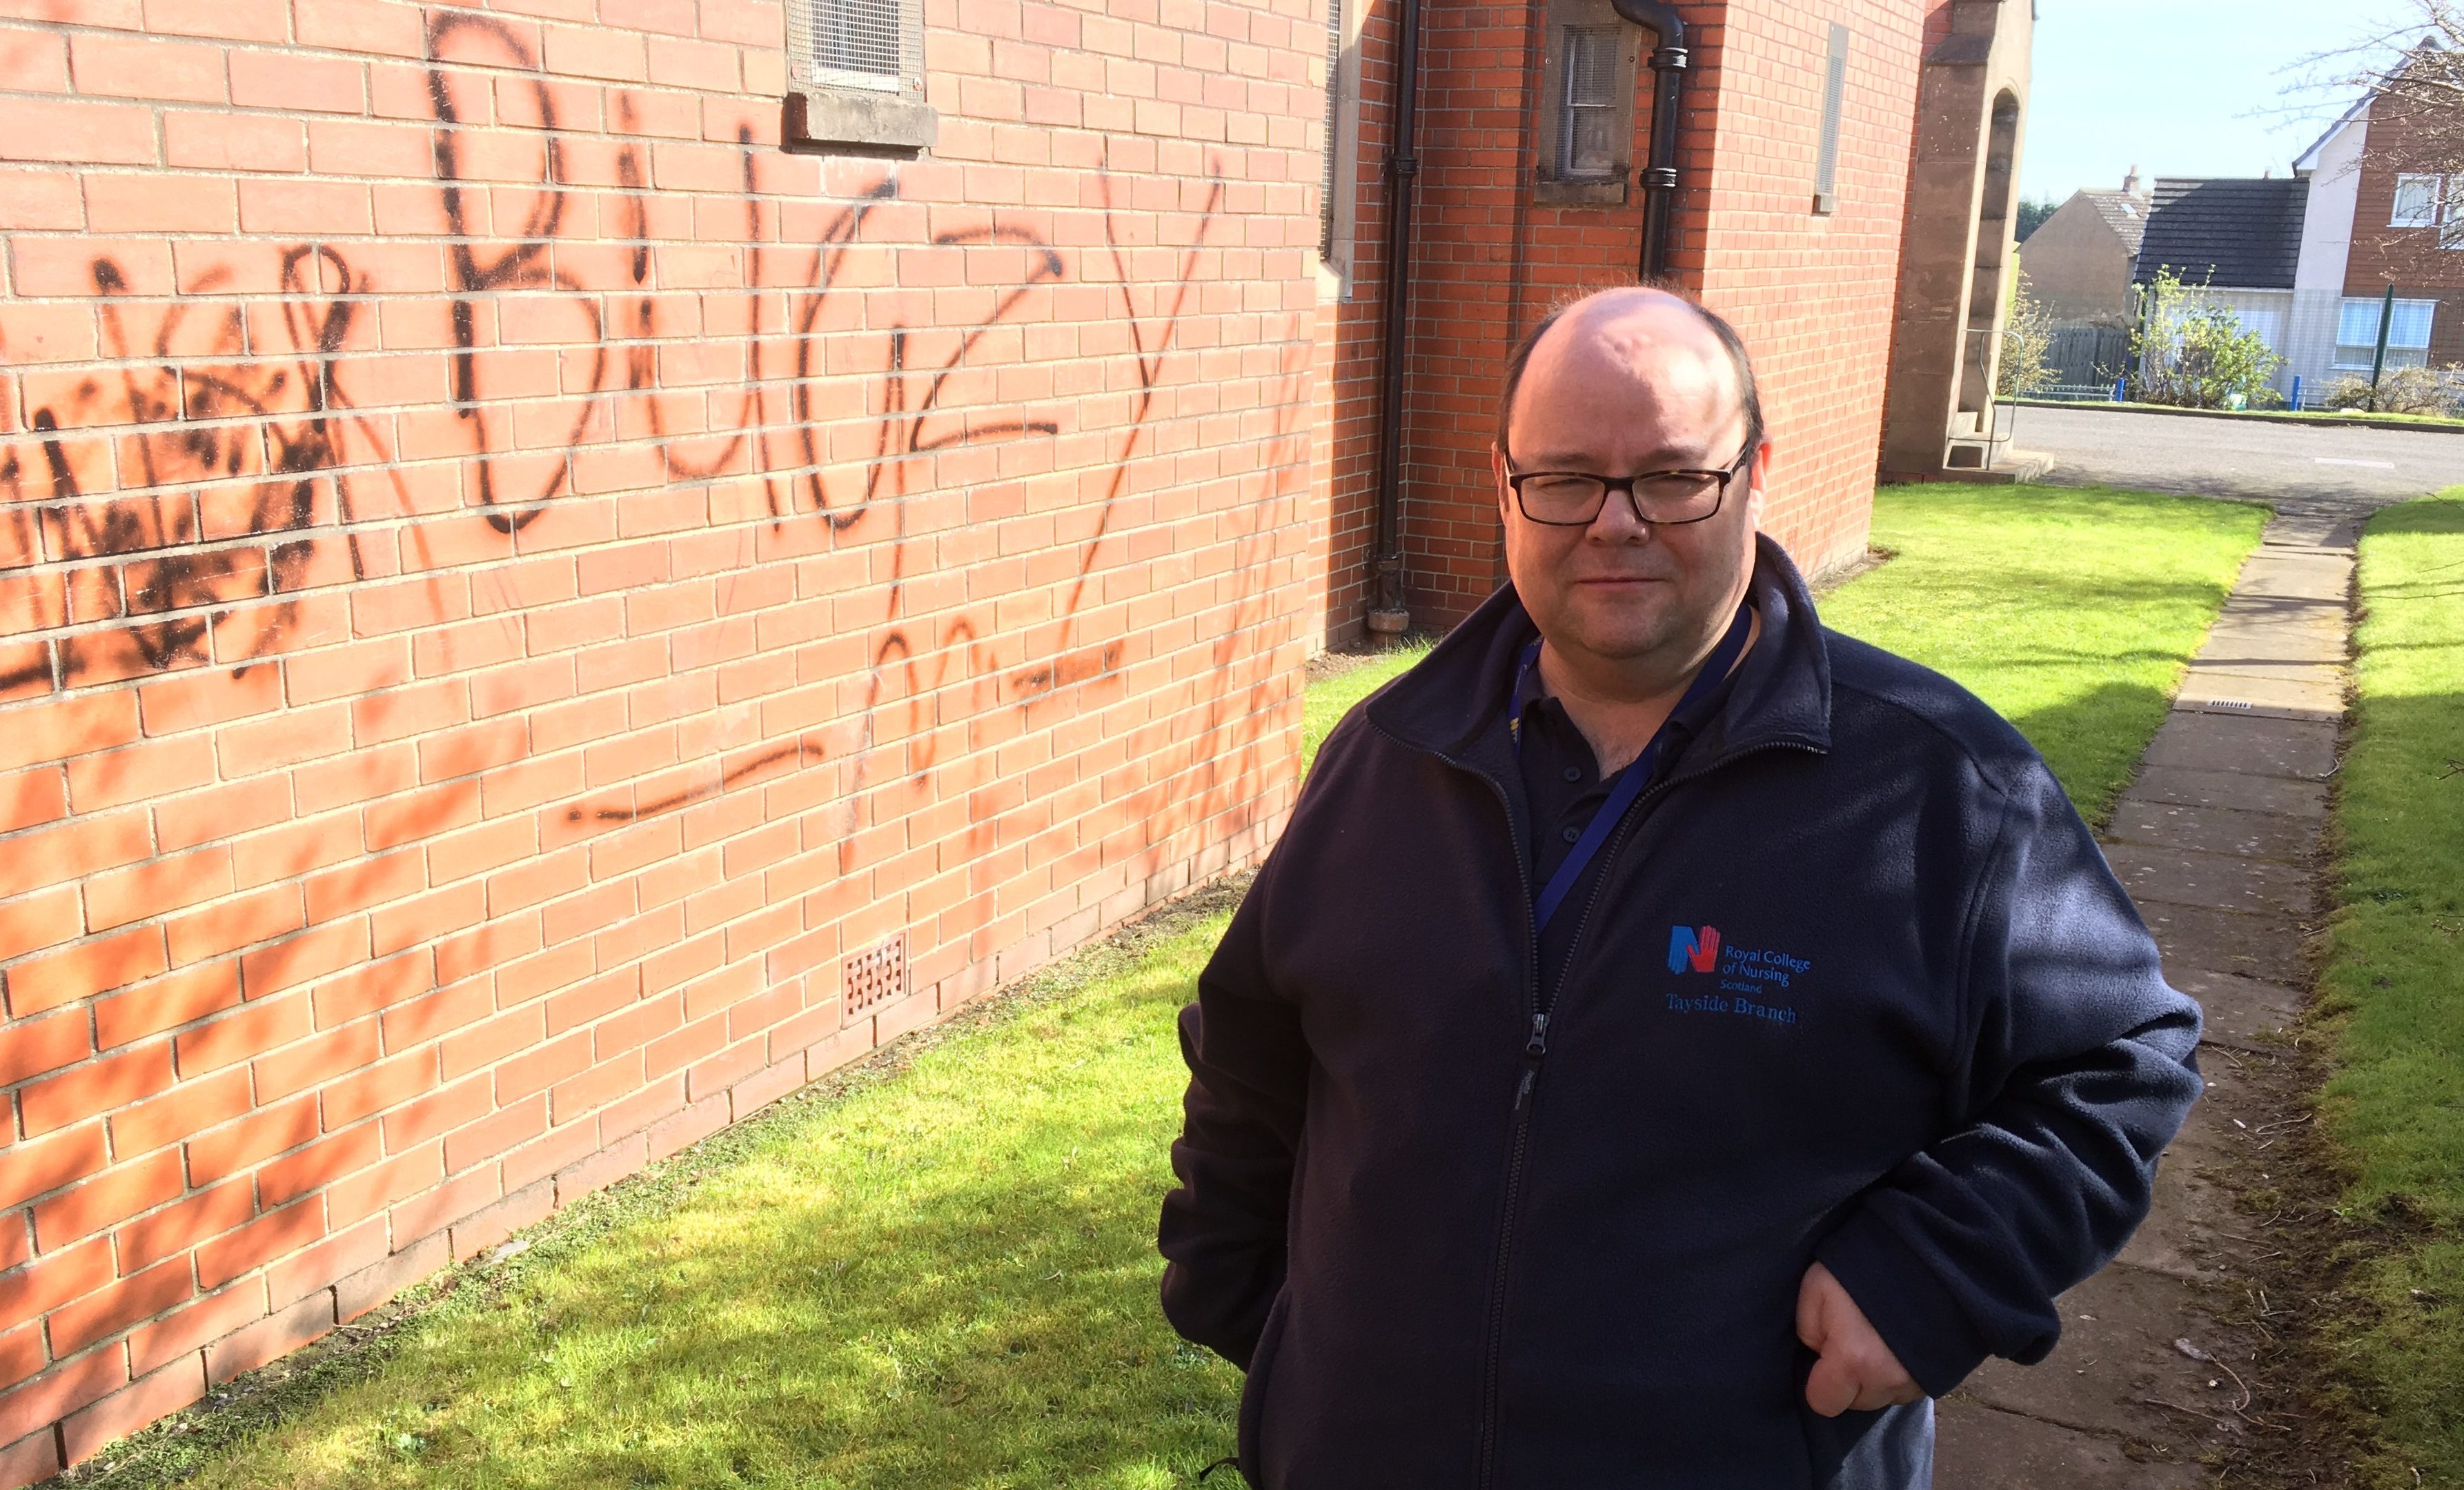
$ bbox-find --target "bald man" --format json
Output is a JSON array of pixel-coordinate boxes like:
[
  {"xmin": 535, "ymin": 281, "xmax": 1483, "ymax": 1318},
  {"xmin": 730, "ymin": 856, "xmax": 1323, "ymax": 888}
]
[{"xmin": 1157, "ymin": 288, "xmax": 2202, "ymax": 1489}]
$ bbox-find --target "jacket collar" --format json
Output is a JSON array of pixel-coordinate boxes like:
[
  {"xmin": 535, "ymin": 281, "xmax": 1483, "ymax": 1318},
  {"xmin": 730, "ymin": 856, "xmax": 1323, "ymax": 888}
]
[{"xmin": 1363, "ymin": 533, "xmax": 1834, "ymax": 774}]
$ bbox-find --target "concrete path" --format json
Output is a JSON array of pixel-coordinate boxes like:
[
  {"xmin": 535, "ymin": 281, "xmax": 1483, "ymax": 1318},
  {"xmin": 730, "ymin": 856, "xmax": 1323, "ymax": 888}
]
[{"xmin": 1933, "ymin": 497, "xmax": 2365, "ymax": 1487}]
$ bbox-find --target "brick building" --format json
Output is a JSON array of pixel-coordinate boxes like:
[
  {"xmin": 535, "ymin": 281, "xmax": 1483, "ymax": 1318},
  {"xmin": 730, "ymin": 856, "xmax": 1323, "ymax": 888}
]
[
  {"xmin": 0, "ymin": 0, "xmax": 2024, "ymax": 1477},
  {"xmin": 1317, "ymin": 0, "xmax": 2032, "ymax": 638}
]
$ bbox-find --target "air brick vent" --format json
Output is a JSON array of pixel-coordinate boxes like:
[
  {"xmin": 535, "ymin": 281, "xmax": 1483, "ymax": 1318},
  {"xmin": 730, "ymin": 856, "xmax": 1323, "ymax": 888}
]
[{"xmin": 842, "ymin": 933, "xmax": 909, "ymax": 1024}]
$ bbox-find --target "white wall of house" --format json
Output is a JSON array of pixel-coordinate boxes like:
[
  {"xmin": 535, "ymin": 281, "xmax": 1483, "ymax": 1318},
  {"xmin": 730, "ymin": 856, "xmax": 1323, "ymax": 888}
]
[{"xmin": 2285, "ymin": 101, "xmax": 2370, "ymax": 401}]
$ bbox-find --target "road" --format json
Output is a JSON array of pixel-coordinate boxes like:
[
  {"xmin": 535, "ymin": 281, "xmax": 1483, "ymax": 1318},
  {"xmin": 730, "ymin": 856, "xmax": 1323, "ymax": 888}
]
[{"xmin": 2008, "ymin": 402, "xmax": 2461, "ymax": 506}]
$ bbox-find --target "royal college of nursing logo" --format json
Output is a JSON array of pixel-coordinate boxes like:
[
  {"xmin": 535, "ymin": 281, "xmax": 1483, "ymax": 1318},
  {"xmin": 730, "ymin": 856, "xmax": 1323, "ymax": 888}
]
[
  {"xmin": 1663, "ymin": 923, "xmax": 1810, "ymax": 1027},
  {"xmin": 1666, "ymin": 924, "xmax": 1721, "ymax": 975}
]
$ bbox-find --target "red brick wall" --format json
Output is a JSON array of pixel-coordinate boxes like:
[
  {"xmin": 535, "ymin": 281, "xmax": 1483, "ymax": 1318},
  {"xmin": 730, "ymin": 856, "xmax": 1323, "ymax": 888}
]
[
  {"xmin": 1321, "ymin": 0, "xmax": 1929, "ymax": 637},
  {"xmin": 0, "ymin": 0, "xmax": 1323, "ymax": 1473},
  {"xmin": 2346, "ymin": 95, "xmax": 2464, "ymax": 297},
  {"xmin": 1692, "ymin": 0, "xmax": 1927, "ymax": 575},
  {"xmin": 2343, "ymin": 96, "xmax": 2464, "ymax": 367}
]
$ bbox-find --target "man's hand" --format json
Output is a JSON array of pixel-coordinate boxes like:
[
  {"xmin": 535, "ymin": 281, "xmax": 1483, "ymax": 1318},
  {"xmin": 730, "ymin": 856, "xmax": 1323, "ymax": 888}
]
[{"xmin": 1796, "ymin": 1261, "xmax": 1922, "ymax": 1417}]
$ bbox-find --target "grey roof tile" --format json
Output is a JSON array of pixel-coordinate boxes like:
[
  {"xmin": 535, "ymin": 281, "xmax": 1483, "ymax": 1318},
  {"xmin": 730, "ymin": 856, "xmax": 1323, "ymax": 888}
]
[{"xmin": 2132, "ymin": 177, "xmax": 2309, "ymax": 290}]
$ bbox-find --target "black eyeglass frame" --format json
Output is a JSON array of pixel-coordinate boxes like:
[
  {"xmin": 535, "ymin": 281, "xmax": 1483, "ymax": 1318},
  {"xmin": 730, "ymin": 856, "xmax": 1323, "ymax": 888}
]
[{"xmin": 1499, "ymin": 441, "xmax": 1758, "ymax": 528}]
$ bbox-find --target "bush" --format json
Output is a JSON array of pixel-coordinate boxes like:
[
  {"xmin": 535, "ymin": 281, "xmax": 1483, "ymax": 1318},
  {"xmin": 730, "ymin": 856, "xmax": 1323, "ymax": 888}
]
[
  {"xmin": 1996, "ymin": 273, "xmax": 2058, "ymax": 399},
  {"xmin": 2319, "ymin": 364, "xmax": 2464, "ymax": 417},
  {"xmin": 2129, "ymin": 267, "xmax": 2285, "ymax": 410}
]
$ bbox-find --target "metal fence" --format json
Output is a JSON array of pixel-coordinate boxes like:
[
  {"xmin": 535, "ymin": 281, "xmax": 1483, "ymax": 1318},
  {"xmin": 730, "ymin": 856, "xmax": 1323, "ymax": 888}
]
[{"xmin": 2027, "ymin": 287, "xmax": 2463, "ymax": 415}]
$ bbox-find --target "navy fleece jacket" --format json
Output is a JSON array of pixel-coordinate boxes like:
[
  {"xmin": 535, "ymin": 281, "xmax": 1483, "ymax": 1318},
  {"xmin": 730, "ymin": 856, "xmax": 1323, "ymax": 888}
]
[{"xmin": 1156, "ymin": 537, "xmax": 2204, "ymax": 1489}]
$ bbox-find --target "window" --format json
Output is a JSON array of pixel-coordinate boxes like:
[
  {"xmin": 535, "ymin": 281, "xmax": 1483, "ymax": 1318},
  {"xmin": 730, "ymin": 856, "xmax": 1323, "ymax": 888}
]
[
  {"xmin": 1316, "ymin": 0, "xmax": 1363, "ymax": 285},
  {"xmin": 1813, "ymin": 23, "xmax": 1848, "ymax": 214},
  {"xmin": 2392, "ymin": 173, "xmax": 2441, "ymax": 228},
  {"xmin": 2447, "ymin": 175, "xmax": 2464, "ymax": 250},
  {"xmin": 1534, "ymin": 0, "xmax": 1637, "ymax": 206},
  {"xmin": 1319, "ymin": 0, "xmax": 1342, "ymax": 258},
  {"xmin": 1559, "ymin": 26, "xmax": 1623, "ymax": 179},
  {"xmin": 784, "ymin": 0, "xmax": 935, "ymax": 152},
  {"xmin": 2334, "ymin": 295, "xmax": 2437, "ymax": 370}
]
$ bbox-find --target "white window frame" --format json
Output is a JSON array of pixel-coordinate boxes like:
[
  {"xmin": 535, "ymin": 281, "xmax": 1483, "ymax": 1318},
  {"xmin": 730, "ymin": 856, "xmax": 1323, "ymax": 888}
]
[
  {"xmin": 2333, "ymin": 295, "xmax": 2436, "ymax": 370},
  {"xmin": 2392, "ymin": 172, "xmax": 2442, "ymax": 228}
]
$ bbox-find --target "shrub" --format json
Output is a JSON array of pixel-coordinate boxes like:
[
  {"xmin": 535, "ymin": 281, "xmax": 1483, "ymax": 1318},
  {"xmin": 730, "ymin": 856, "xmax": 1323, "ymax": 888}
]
[
  {"xmin": 2129, "ymin": 267, "xmax": 2285, "ymax": 410},
  {"xmin": 1996, "ymin": 273, "xmax": 2059, "ymax": 399},
  {"xmin": 2319, "ymin": 364, "xmax": 2464, "ymax": 417}
]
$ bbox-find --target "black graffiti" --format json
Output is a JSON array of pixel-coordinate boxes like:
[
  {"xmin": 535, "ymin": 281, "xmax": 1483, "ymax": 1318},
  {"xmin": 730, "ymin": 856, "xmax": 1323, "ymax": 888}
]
[{"xmin": 4, "ymin": 10, "xmax": 1248, "ymax": 857}]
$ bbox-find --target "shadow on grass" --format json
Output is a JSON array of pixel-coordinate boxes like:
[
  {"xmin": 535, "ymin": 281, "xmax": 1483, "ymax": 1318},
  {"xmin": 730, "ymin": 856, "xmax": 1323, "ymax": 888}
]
[{"xmin": 2007, "ymin": 682, "xmax": 2177, "ymax": 828}]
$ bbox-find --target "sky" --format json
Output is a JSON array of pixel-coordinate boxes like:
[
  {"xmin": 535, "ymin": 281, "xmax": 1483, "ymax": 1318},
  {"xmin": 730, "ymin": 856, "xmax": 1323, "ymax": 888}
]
[{"xmin": 2019, "ymin": 0, "xmax": 2427, "ymax": 203}]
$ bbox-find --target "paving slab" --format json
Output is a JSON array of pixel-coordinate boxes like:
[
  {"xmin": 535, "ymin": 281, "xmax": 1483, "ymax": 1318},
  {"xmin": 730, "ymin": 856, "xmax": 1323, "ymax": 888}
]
[
  {"xmin": 1958, "ymin": 1264, "xmax": 2235, "ymax": 1443},
  {"xmin": 2141, "ymin": 900, "xmax": 2307, "ymax": 987},
  {"xmin": 2230, "ymin": 550, "xmax": 2352, "ymax": 603},
  {"xmin": 2106, "ymin": 797, "xmax": 2316, "ymax": 864},
  {"xmin": 2122, "ymin": 766, "xmax": 2327, "ymax": 821},
  {"xmin": 2174, "ymin": 967, "xmax": 2303, "ymax": 1052},
  {"xmin": 2138, "ymin": 713, "xmax": 2338, "ymax": 781},
  {"xmin": 1935, "ymin": 1398, "xmax": 2205, "ymax": 1490},
  {"xmin": 2173, "ymin": 663, "xmax": 2345, "ymax": 719},
  {"xmin": 2116, "ymin": 1146, "xmax": 2245, "ymax": 1283},
  {"xmin": 2104, "ymin": 842, "xmax": 2313, "ymax": 919},
  {"xmin": 2191, "ymin": 617, "xmax": 2347, "ymax": 666}
]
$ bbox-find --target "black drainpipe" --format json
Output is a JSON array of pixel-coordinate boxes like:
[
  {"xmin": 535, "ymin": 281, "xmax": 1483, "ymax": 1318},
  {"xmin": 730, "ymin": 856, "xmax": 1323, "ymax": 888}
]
[
  {"xmin": 1609, "ymin": 0, "xmax": 1688, "ymax": 280},
  {"xmin": 1364, "ymin": 0, "xmax": 1425, "ymax": 634}
]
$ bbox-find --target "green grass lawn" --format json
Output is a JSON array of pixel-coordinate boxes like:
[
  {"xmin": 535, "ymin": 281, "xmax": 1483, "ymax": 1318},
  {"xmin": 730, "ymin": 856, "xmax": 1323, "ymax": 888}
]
[
  {"xmin": 81, "ymin": 483, "xmax": 2260, "ymax": 1490},
  {"xmin": 69, "ymin": 898, "xmax": 1252, "ymax": 1490},
  {"xmin": 1300, "ymin": 639, "xmax": 1430, "ymax": 772},
  {"xmin": 1822, "ymin": 484, "xmax": 2265, "ymax": 820},
  {"xmin": 2310, "ymin": 488, "xmax": 2464, "ymax": 1486}
]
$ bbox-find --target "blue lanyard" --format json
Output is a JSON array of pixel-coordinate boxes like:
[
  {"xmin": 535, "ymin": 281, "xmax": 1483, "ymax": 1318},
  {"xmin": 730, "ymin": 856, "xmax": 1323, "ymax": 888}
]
[{"xmin": 1514, "ymin": 602, "xmax": 1753, "ymax": 933}]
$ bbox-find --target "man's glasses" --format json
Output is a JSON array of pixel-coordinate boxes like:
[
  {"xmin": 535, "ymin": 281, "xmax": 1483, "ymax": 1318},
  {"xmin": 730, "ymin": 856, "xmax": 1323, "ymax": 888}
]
[{"xmin": 1501, "ymin": 443, "xmax": 1755, "ymax": 527}]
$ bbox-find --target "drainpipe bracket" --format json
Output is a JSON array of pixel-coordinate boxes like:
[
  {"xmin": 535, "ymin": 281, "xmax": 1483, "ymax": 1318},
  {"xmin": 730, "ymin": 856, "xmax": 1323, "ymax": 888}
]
[
  {"xmin": 1637, "ymin": 166, "xmax": 1678, "ymax": 190},
  {"xmin": 1648, "ymin": 46, "xmax": 1688, "ymax": 70}
]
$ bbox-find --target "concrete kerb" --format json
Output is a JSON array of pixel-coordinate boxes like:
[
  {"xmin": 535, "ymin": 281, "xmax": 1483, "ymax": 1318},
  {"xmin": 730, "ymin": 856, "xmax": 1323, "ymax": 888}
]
[{"xmin": 2011, "ymin": 398, "xmax": 2464, "ymax": 437}]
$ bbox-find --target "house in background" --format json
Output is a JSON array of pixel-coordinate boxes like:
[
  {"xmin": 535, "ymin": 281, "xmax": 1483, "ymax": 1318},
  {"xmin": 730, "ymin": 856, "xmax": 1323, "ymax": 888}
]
[
  {"xmin": 2280, "ymin": 72, "xmax": 2463, "ymax": 401},
  {"xmin": 2015, "ymin": 168, "xmax": 2149, "ymax": 324},
  {"xmin": 2107, "ymin": 57, "xmax": 2463, "ymax": 410},
  {"xmin": 2130, "ymin": 176, "xmax": 2311, "ymax": 400}
]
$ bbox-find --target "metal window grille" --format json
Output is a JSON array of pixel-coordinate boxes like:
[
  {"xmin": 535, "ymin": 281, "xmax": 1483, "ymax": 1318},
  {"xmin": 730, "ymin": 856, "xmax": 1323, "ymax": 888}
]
[
  {"xmin": 1320, "ymin": 0, "xmax": 1342, "ymax": 257},
  {"xmin": 1813, "ymin": 23, "xmax": 1848, "ymax": 212},
  {"xmin": 1557, "ymin": 25, "xmax": 1622, "ymax": 179},
  {"xmin": 791, "ymin": 0, "xmax": 905, "ymax": 93}
]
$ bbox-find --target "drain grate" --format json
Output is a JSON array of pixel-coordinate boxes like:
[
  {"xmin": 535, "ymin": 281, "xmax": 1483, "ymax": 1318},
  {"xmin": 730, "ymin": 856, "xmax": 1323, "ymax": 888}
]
[
  {"xmin": 2207, "ymin": 699, "xmax": 2254, "ymax": 711},
  {"xmin": 842, "ymin": 932, "xmax": 908, "ymax": 1024}
]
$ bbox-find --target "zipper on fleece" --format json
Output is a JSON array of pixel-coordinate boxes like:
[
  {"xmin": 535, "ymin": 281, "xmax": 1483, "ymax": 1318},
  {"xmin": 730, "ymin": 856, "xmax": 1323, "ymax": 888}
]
[
  {"xmin": 1369, "ymin": 716, "xmax": 1824, "ymax": 1489},
  {"xmin": 1405, "ymin": 733, "xmax": 1823, "ymax": 1490}
]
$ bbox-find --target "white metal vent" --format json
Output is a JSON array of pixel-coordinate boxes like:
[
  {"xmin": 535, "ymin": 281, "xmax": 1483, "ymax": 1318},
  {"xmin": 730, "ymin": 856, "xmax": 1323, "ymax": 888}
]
[
  {"xmin": 842, "ymin": 932, "xmax": 909, "ymax": 1024},
  {"xmin": 789, "ymin": 0, "xmax": 910, "ymax": 94}
]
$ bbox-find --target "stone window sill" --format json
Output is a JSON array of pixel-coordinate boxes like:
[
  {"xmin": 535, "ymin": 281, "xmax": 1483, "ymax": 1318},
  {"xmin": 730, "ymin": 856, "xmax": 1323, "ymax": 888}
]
[
  {"xmin": 1535, "ymin": 177, "xmax": 1628, "ymax": 207},
  {"xmin": 785, "ymin": 86, "xmax": 938, "ymax": 155}
]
